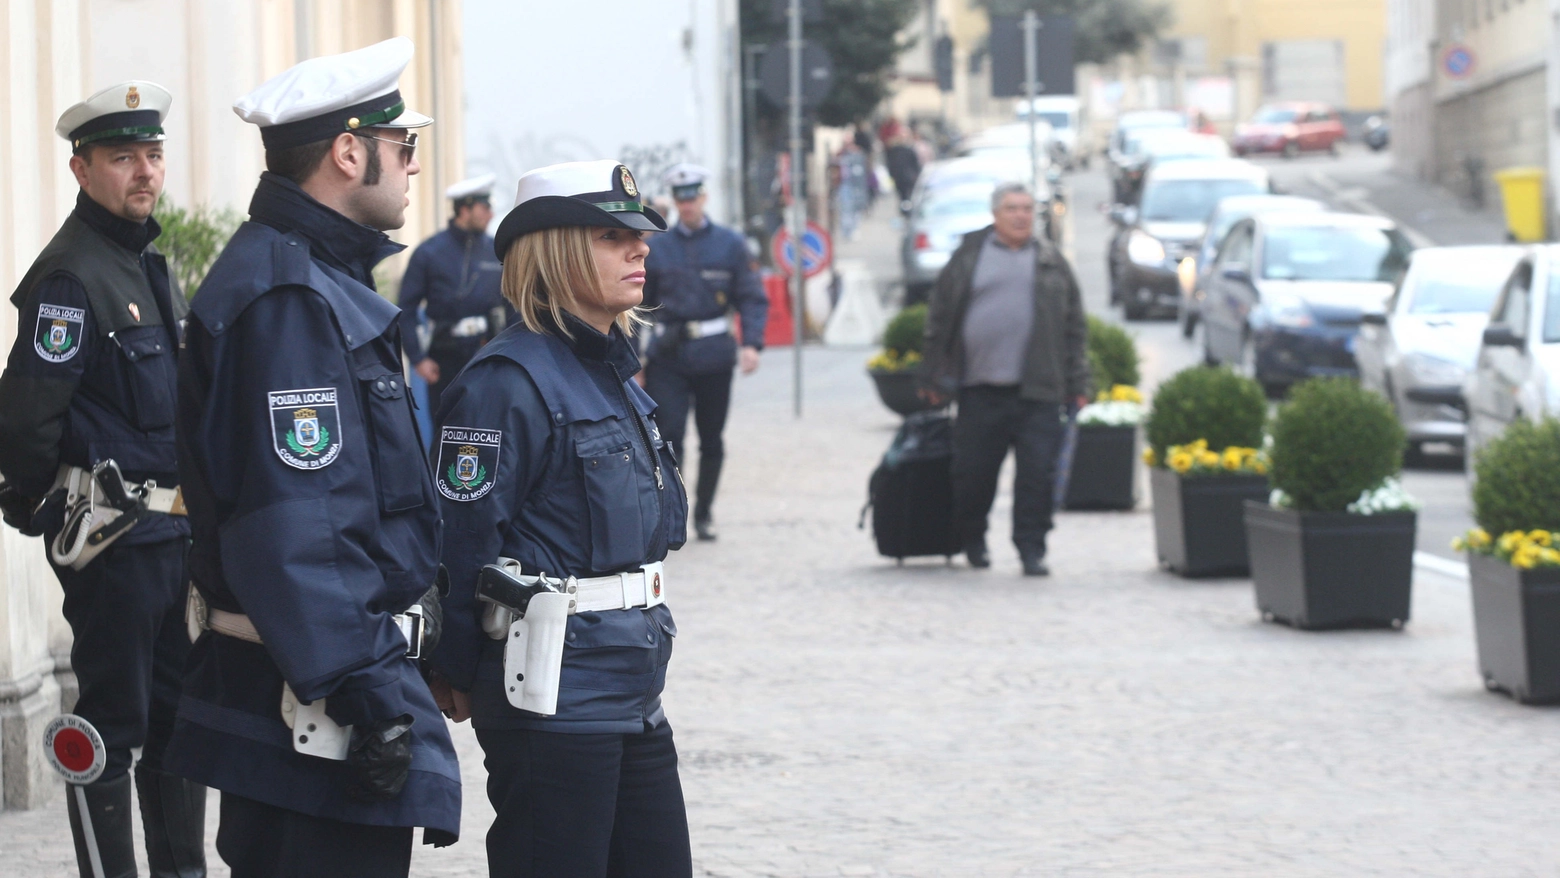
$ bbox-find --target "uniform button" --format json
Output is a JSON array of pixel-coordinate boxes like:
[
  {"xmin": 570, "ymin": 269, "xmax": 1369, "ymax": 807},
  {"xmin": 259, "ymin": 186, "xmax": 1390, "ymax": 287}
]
[
  {"xmin": 623, "ymin": 454, "xmax": 630, "ymax": 461},
  {"xmin": 567, "ymin": 631, "xmax": 576, "ymax": 642},
  {"xmin": 376, "ymin": 380, "xmax": 387, "ymax": 391},
  {"xmin": 646, "ymin": 633, "xmax": 655, "ymax": 643},
  {"xmin": 553, "ymin": 412, "xmax": 564, "ymax": 424},
  {"xmin": 345, "ymin": 334, "xmax": 354, "ymax": 344},
  {"xmin": 388, "ymin": 380, "xmax": 398, "ymax": 390},
  {"xmin": 154, "ymin": 344, "xmax": 161, "ymax": 351},
  {"xmin": 213, "ymin": 321, "xmax": 224, "ymax": 331}
]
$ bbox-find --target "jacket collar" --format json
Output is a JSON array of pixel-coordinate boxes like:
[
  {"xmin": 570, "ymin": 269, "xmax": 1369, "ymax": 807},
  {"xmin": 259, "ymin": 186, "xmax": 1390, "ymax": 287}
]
[
  {"xmin": 246, "ymin": 172, "xmax": 404, "ymax": 288},
  {"xmin": 74, "ymin": 190, "xmax": 160, "ymax": 254},
  {"xmin": 558, "ymin": 311, "xmax": 642, "ymax": 377},
  {"xmin": 446, "ymin": 221, "xmax": 486, "ymax": 246}
]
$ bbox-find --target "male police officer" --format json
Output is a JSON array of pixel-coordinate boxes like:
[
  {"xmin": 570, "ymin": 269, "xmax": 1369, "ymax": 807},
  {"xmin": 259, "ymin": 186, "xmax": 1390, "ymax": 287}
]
[
  {"xmin": 169, "ymin": 39, "xmax": 459, "ymax": 876},
  {"xmin": 398, "ymin": 173, "xmax": 507, "ymax": 414},
  {"xmin": 0, "ymin": 81, "xmax": 208, "ymax": 878},
  {"xmin": 641, "ymin": 164, "xmax": 767, "ymax": 541}
]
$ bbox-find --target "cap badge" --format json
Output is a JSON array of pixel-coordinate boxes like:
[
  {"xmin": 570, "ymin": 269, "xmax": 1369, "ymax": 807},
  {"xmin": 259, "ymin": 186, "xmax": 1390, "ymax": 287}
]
[
  {"xmin": 125, "ymin": 87, "xmax": 140, "ymax": 109},
  {"xmin": 620, "ymin": 167, "xmax": 639, "ymax": 198},
  {"xmin": 127, "ymin": 303, "xmax": 140, "ymax": 322}
]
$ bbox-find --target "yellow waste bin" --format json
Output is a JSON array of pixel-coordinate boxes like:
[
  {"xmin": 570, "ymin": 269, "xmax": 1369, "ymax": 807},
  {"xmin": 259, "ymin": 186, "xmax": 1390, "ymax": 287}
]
[{"xmin": 1494, "ymin": 166, "xmax": 1547, "ymax": 242}]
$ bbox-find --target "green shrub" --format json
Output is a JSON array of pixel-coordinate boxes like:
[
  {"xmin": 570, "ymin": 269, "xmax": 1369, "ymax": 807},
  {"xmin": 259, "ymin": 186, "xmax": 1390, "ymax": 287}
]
[
  {"xmin": 154, "ymin": 199, "xmax": 242, "ymax": 298},
  {"xmin": 1472, "ymin": 419, "xmax": 1560, "ymax": 536},
  {"xmin": 881, "ymin": 304, "xmax": 927, "ymax": 356},
  {"xmin": 1269, "ymin": 377, "xmax": 1403, "ymax": 512},
  {"xmin": 1086, "ymin": 315, "xmax": 1140, "ymax": 392},
  {"xmin": 1144, "ymin": 365, "xmax": 1266, "ymax": 463}
]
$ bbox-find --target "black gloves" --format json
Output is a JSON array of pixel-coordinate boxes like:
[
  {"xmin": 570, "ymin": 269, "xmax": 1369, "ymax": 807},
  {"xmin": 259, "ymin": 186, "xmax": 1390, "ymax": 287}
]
[
  {"xmin": 0, "ymin": 483, "xmax": 42, "ymax": 537},
  {"xmin": 346, "ymin": 715, "xmax": 413, "ymax": 801},
  {"xmin": 417, "ymin": 585, "xmax": 443, "ymax": 656}
]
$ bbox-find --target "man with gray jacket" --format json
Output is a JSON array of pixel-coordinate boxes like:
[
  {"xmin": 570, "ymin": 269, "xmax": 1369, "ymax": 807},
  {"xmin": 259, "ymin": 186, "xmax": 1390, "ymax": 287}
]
[{"xmin": 922, "ymin": 182, "xmax": 1089, "ymax": 575}]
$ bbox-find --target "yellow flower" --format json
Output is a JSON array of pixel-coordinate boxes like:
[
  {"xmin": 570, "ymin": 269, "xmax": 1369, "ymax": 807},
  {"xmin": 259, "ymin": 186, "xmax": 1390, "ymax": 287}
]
[
  {"xmin": 1528, "ymin": 530, "xmax": 1553, "ymax": 547},
  {"xmin": 1498, "ymin": 531, "xmax": 1525, "ymax": 555},
  {"xmin": 902, "ymin": 351, "xmax": 922, "ymax": 366},
  {"xmin": 1143, "ymin": 447, "xmax": 1158, "ymax": 467},
  {"xmin": 1252, "ymin": 460, "xmax": 1268, "ymax": 475},
  {"xmin": 1188, "ymin": 439, "xmax": 1208, "ymax": 453},
  {"xmin": 1451, "ymin": 536, "xmax": 1467, "ymax": 552},
  {"xmin": 1513, "ymin": 545, "xmax": 1540, "ymax": 569},
  {"xmin": 1222, "ymin": 448, "xmax": 1243, "ymax": 470},
  {"xmin": 1469, "ymin": 528, "xmax": 1492, "ymax": 549},
  {"xmin": 1196, "ymin": 450, "xmax": 1221, "ymax": 468},
  {"xmin": 1109, "ymin": 385, "xmax": 1143, "ymax": 403},
  {"xmin": 1540, "ymin": 547, "xmax": 1560, "ymax": 566},
  {"xmin": 1168, "ymin": 451, "xmax": 1194, "ymax": 474}
]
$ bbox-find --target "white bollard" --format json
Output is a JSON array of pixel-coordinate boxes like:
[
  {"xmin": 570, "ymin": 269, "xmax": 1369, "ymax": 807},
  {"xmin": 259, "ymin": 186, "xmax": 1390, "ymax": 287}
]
[{"xmin": 823, "ymin": 258, "xmax": 887, "ymax": 346}]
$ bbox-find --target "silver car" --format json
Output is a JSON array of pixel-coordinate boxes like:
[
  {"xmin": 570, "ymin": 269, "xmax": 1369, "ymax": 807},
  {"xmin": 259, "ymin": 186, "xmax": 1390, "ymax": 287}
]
[
  {"xmin": 900, "ymin": 182, "xmax": 996, "ymax": 302},
  {"xmin": 1465, "ymin": 246, "xmax": 1560, "ymax": 471},
  {"xmin": 1357, "ymin": 245, "xmax": 1526, "ymax": 455}
]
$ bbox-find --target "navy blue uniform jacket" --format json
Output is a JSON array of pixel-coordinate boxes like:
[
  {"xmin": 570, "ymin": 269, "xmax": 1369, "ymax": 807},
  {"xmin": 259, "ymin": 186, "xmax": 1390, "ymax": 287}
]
[
  {"xmin": 169, "ymin": 174, "xmax": 460, "ymax": 841},
  {"xmin": 427, "ymin": 315, "xmax": 688, "ymax": 732},
  {"xmin": 643, "ymin": 221, "xmax": 768, "ymax": 368},
  {"xmin": 396, "ymin": 224, "xmax": 506, "ymax": 364}
]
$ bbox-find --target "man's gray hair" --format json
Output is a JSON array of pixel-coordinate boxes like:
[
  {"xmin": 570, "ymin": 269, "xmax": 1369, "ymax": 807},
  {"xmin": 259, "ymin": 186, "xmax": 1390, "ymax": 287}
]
[{"xmin": 991, "ymin": 182, "xmax": 1034, "ymax": 210}]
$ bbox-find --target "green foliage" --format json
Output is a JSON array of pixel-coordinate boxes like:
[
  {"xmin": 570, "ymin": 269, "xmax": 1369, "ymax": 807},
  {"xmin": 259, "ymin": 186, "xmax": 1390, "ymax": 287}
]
[
  {"xmin": 153, "ymin": 200, "xmax": 241, "ymax": 298},
  {"xmin": 740, "ymin": 0, "xmax": 924, "ymax": 127},
  {"xmin": 1268, "ymin": 377, "xmax": 1404, "ymax": 512},
  {"xmin": 972, "ymin": 0, "xmax": 1173, "ymax": 65},
  {"xmin": 1144, "ymin": 365, "xmax": 1266, "ymax": 462},
  {"xmin": 881, "ymin": 304, "xmax": 927, "ymax": 356},
  {"xmin": 1472, "ymin": 419, "xmax": 1560, "ymax": 537},
  {"xmin": 1086, "ymin": 315, "xmax": 1139, "ymax": 391}
]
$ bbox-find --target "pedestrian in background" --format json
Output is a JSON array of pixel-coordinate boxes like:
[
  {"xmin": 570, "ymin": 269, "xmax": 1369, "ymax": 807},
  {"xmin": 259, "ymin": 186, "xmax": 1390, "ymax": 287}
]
[
  {"xmin": 425, "ymin": 159, "xmax": 692, "ymax": 878},
  {"xmin": 398, "ymin": 173, "xmax": 508, "ymax": 416},
  {"xmin": 922, "ymin": 182, "xmax": 1089, "ymax": 576},
  {"xmin": 641, "ymin": 163, "xmax": 768, "ymax": 542},
  {"xmin": 835, "ymin": 140, "xmax": 868, "ymax": 242},
  {"xmin": 171, "ymin": 38, "xmax": 460, "ymax": 876},
  {"xmin": 885, "ymin": 131, "xmax": 922, "ymax": 215},
  {"xmin": 0, "ymin": 80, "xmax": 208, "ymax": 878}
]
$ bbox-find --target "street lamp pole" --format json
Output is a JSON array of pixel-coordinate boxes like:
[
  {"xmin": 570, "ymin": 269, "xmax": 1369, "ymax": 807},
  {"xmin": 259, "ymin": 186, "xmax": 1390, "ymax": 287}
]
[
  {"xmin": 789, "ymin": 0, "xmax": 805, "ymax": 417},
  {"xmin": 1023, "ymin": 10, "xmax": 1040, "ymax": 206}
]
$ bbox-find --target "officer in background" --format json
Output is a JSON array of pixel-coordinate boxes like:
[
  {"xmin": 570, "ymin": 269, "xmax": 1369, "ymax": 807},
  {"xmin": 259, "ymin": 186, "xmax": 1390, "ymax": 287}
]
[
  {"xmin": 170, "ymin": 39, "xmax": 459, "ymax": 876},
  {"xmin": 641, "ymin": 163, "xmax": 767, "ymax": 541},
  {"xmin": 397, "ymin": 173, "xmax": 507, "ymax": 414},
  {"xmin": 0, "ymin": 81, "xmax": 207, "ymax": 878}
]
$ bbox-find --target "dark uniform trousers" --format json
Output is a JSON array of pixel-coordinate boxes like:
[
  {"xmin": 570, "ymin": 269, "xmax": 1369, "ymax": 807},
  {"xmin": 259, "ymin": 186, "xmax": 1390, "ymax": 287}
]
[
  {"xmin": 644, "ymin": 366, "xmax": 730, "ymax": 524},
  {"xmin": 216, "ymin": 794, "xmax": 413, "ymax": 878},
  {"xmin": 951, "ymin": 385, "xmax": 1063, "ymax": 554}
]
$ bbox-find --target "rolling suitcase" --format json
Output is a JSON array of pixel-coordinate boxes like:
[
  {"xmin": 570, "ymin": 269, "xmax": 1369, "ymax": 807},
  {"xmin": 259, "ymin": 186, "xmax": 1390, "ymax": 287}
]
[{"xmin": 859, "ymin": 410, "xmax": 960, "ymax": 562}]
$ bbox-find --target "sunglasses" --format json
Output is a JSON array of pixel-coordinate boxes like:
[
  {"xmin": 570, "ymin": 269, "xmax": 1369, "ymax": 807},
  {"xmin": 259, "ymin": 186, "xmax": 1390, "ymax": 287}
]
[{"xmin": 353, "ymin": 130, "xmax": 418, "ymax": 164}]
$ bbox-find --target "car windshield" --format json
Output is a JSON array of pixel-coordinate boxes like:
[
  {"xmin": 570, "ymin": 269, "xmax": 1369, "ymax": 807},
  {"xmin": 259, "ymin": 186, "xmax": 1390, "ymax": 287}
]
[
  {"xmin": 1406, "ymin": 269, "xmax": 1507, "ymax": 314},
  {"xmin": 1140, "ymin": 179, "xmax": 1264, "ymax": 222},
  {"xmin": 1253, "ymin": 107, "xmax": 1297, "ymax": 124},
  {"xmin": 1262, "ymin": 225, "xmax": 1412, "ymax": 282}
]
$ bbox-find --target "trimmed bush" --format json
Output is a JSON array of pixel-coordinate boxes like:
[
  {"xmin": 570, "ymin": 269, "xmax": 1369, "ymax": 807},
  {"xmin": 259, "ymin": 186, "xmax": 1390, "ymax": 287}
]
[
  {"xmin": 1144, "ymin": 366, "xmax": 1266, "ymax": 463},
  {"xmin": 1269, "ymin": 377, "xmax": 1403, "ymax": 512},
  {"xmin": 881, "ymin": 304, "xmax": 926, "ymax": 357},
  {"xmin": 154, "ymin": 199, "xmax": 241, "ymax": 298},
  {"xmin": 1472, "ymin": 418, "xmax": 1560, "ymax": 537},
  {"xmin": 1086, "ymin": 315, "xmax": 1140, "ymax": 392}
]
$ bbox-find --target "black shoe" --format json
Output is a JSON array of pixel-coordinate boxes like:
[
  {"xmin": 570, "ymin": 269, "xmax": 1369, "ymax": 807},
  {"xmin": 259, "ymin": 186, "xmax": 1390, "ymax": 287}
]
[
  {"xmin": 137, "ymin": 764, "xmax": 208, "ymax": 877},
  {"xmin": 964, "ymin": 540, "xmax": 990, "ymax": 569},
  {"xmin": 1020, "ymin": 551, "xmax": 1049, "ymax": 577},
  {"xmin": 68, "ymin": 774, "xmax": 138, "ymax": 878},
  {"xmin": 695, "ymin": 519, "xmax": 717, "ymax": 542}
]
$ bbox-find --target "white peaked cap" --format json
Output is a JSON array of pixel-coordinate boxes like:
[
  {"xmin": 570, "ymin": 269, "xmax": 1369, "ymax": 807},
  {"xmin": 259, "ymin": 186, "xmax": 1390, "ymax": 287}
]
[
  {"xmin": 56, "ymin": 81, "xmax": 172, "ymax": 148},
  {"xmin": 233, "ymin": 37, "xmax": 431, "ymax": 150},
  {"xmin": 446, "ymin": 174, "xmax": 497, "ymax": 201},
  {"xmin": 663, "ymin": 163, "xmax": 711, "ymax": 188}
]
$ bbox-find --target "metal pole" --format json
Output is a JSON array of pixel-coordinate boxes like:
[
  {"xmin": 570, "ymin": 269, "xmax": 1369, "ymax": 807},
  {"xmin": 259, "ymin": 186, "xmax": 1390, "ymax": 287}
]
[
  {"xmin": 1023, "ymin": 10, "xmax": 1039, "ymax": 203},
  {"xmin": 789, "ymin": 0, "xmax": 804, "ymax": 418}
]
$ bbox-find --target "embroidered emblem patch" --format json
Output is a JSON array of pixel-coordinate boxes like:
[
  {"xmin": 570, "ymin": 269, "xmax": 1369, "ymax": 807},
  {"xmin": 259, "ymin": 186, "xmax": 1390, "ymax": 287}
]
[
  {"xmin": 436, "ymin": 426, "xmax": 501, "ymax": 501},
  {"xmin": 268, "ymin": 387, "xmax": 343, "ymax": 470},
  {"xmin": 34, "ymin": 304, "xmax": 85, "ymax": 363}
]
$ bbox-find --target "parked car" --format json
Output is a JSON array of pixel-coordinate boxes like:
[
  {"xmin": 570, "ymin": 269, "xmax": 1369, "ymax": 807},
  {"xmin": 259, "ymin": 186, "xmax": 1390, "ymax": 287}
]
[
  {"xmin": 956, "ymin": 121, "xmax": 1056, "ymax": 165},
  {"xmin": 900, "ymin": 182, "xmax": 1001, "ymax": 303},
  {"xmin": 1231, "ymin": 102, "xmax": 1345, "ymax": 158},
  {"xmin": 1017, "ymin": 95, "xmax": 1090, "ymax": 168},
  {"xmin": 1357, "ymin": 246, "xmax": 1526, "ymax": 456},
  {"xmin": 1114, "ymin": 130, "xmax": 1231, "ymax": 204},
  {"xmin": 1178, "ymin": 194, "xmax": 1327, "ymax": 337},
  {"xmin": 1465, "ymin": 247, "xmax": 1560, "ymax": 471},
  {"xmin": 1107, "ymin": 110, "xmax": 1187, "ymax": 201},
  {"xmin": 912, "ymin": 152, "xmax": 1051, "ymax": 206},
  {"xmin": 1107, "ymin": 159, "xmax": 1270, "ymax": 320},
  {"xmin": 1201, "ymin": 212, "xmax": 1414, "ymax": 395}
]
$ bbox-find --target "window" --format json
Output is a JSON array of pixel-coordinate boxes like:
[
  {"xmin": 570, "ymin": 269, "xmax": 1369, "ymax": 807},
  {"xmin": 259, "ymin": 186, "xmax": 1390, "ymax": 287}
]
[{"xmin": 1219, "ymin": 222, "xmax": 1254, "ymax": 268}]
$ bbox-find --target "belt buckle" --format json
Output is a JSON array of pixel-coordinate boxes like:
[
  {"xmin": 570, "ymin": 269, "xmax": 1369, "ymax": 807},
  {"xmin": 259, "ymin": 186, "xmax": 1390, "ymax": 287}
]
[
  {"xmin": 398, "ymin": 606, "xmax": 425, "ymax": 660},
  {"xmin": 685, "ymin": 320, "xmax": 702, "ymax": 340}
]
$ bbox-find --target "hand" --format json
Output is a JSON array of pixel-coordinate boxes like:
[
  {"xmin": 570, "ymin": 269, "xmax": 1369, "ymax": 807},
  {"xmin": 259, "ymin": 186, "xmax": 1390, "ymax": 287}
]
[
  {"xmin": 426, "ymin": 673, "xmax": 473, "ymax": 723},
  {"xmin": 918, "ymin": 386, "xmax": 948, "ymax": 407},
  {"xmin": 346, "ymin": 715, "xmax": 414, "ymax": 800},
  {"xmin": 633, "ymin": 370, "xmax": 647, "ymax": 388},
  {"xmin": 739, "ymin": 346, "xmax": 761, "ymax": 374},
  {"xmin": 415, "ymin": 358, "xmax": 440, "ymax": 384}
]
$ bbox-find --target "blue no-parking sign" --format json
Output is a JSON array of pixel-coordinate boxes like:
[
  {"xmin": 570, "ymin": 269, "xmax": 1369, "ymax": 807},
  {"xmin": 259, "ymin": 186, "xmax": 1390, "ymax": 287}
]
[
  {"xmin": 1443, "ymin": 45, "xmax": 1476, "ymax": 79},
  {"xmin": 771, "ymin": 222, "xmax": 833, "ymax": 279}
]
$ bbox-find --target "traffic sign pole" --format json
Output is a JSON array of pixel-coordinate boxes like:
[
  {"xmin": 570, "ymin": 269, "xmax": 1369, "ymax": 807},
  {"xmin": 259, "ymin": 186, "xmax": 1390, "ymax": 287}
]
[{"xmin": 789, "ymin": 0, "xmax": 804, "ymax": 418}]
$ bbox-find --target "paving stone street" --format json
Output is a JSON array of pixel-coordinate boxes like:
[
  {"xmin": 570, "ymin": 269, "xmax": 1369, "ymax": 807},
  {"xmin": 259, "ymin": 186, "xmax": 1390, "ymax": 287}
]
[{"xmin": 5, "ymin": 155, "xmax": 1560, "ymax": 876}]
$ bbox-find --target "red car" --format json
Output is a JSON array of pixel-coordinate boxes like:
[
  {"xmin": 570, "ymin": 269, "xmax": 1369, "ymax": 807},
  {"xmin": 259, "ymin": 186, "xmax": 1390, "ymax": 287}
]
[{"xmin": 1232, "ymin": 102, "xmax": 1345, "ymax": 158}]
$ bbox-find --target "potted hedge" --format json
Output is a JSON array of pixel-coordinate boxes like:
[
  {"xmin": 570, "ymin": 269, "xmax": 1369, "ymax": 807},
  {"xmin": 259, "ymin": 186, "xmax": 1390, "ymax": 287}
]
[
  {"xmin": 1062, "ymin": 316, "xmax": 1142, "ymax": 510},
  {"xmin": 1246, "ymin": 377, "xmax": 1418, "ymax": 629},
  {"xmin": 1143, "ymin": 366, "xmax": 1268, "ymax": 576},
  {"xmin": 867, "ymin": 304, "xmax": 935, "ymax": 416},
  {"xmin": 1456, "ymin": 418, "xmax": 1560, "ymax": 703}
]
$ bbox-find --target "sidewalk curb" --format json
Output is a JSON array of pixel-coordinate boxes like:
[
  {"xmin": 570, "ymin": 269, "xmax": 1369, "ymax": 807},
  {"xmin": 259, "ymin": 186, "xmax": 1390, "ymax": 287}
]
[
  {"xmin": 1413, "ymin": 550, "xmax": 1469, "ymax": 581},
  {"xmin": 1307, "ymin": 171, "xmax": 1438, "ymax": 248}
]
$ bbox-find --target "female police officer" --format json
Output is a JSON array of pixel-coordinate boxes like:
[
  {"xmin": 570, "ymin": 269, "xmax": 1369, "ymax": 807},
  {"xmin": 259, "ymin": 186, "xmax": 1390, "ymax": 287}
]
[{"xmin": 425, "ymin": 160, "xmax": 691, "ymax": 877}]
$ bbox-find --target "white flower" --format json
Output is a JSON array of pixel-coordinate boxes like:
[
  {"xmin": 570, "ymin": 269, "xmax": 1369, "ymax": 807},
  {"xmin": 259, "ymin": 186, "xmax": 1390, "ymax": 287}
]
[
  {"xmin": 1346, "ymin": 477, "xmax": 1421, "ymax": 515},
  {"xmin": 1269, "ymin": 488, "xmax": 1292, "ymax": 509},
  {"xmin": 1075, "ymin": 400, "xmax": 1144, "ymax": 427}
]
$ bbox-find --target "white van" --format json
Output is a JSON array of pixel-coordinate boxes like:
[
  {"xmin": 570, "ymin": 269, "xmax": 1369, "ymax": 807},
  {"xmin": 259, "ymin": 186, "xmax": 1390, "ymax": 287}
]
[{"xmin": 1017, "ymin": 95, "xmax": 1090, "ymax": 168}]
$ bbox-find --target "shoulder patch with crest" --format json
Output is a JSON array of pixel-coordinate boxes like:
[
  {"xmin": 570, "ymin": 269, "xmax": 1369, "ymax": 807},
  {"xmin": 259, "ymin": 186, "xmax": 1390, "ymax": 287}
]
[
  {"xmin": 34, "ymin": 304, "xmax": 85, "ymax": 363},
  {"xmin": 436, "ymin": 426, "xmax": 501, "ymax": 501},
  {"xmin": 269, "ymin": 387, "xmax": 343, "ymax": 470}
]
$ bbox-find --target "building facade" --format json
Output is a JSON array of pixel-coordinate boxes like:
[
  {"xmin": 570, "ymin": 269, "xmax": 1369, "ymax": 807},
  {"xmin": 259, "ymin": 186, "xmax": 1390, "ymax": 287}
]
[{"xmin": 0, "ymin": 0, "xmax": 463, "ymax": 810}]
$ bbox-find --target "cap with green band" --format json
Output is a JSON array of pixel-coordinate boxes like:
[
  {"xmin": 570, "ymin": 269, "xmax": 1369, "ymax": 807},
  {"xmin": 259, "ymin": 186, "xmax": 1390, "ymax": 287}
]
[{"xmin": 55, "ymin": 81, "xmax": 171, "ymax": 153}]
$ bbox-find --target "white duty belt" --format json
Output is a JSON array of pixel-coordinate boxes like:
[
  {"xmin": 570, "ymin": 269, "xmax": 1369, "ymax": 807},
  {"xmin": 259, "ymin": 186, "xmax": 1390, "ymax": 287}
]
[
  {"xmin": 185, "ymin": 587, "xmax": 426, "ymax": 660},
  {"xmin": 684, "ymin": 316, "xmax": 729, "ymax": 339},
  {"xmin": 446, "ymin": 315, "xmax": 490, "ymax": 338}
]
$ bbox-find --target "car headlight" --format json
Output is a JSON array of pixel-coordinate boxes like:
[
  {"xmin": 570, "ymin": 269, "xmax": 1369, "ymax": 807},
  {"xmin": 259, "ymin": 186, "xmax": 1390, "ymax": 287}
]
[
  {"xmin": 1261, "ymin": 291, "xmax": 1313, "ymax": 328},
  {"xmin": 1127, "ymin": 230, "xmax": 1166, "ymax": 266},
  {"xmin": 1403, "ymin": 352, "xmax": 1467, "ymax": 387}
]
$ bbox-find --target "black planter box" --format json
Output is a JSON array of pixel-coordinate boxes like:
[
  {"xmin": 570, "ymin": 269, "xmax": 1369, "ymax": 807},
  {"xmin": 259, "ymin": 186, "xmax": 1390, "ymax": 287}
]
[
  {"xmin": 1244, "ymin": 503, "xmax": 1416, "ymax": 629},
  {"xmin": 1062, "ymin": 425, "xmax": 1137, "ymax": 510},
  {"xmin": 868, "ymin": 369, "xmax": 937, "ymax": 417},
  {"xmin": 1468, "ymin": 552, "xmax": 1560, "ymax": 704},
  {"xmin": 1150, "ymin": 467, "xmax": 1269, "ymax": 577}
]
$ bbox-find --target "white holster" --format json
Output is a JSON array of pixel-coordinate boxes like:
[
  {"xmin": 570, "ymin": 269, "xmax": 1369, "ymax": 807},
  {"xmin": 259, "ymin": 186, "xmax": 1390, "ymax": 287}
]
[
  {"xmin": 499, "ymin": 591, "xmax": 573, "ymax": 716},
  {"xmin": 279, "ymin": 683, "xmax": 352, "ymax": 761}
]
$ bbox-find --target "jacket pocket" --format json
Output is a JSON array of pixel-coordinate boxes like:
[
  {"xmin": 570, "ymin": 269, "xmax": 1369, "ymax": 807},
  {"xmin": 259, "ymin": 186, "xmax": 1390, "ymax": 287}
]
[
  {"xmin": 114, "ymin": 325, "xmax": 175, "ymax": 430},
  {"xmin": 575, "ymin": 427, "xmax": 645, "ymax": 573},
  {"xmin": 355, "ymin": 364, "xmax": 425, "ymax": 512}
]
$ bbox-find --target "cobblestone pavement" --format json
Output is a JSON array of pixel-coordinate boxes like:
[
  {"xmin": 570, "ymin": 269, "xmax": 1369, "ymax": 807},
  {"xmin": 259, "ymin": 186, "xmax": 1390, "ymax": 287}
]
[{"xmin": 5, "ymin": 165, "xmax": 1559, "ymax": 876}]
